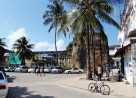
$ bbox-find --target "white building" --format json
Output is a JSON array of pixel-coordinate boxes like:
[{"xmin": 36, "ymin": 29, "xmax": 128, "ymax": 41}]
[
  {"xmin": 109, "ymin": 45, "xmax": 121, "ymax": 67},
  {"xmin": 116, "ymin": 0, "xmax": 136, "ymax": 86}
]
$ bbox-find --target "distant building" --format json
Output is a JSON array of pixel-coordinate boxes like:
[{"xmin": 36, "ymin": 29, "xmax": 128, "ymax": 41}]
[
  {"xmin": 4, "ymin": 51, "xmax": 69, "ymax": 67},
  {"xmin": 109, "ymin": 45, "xmax": 121, "ymax": 67},
  {"xmin": 32, "ymin": 51, "xmax": 69, "ymax": 67}
]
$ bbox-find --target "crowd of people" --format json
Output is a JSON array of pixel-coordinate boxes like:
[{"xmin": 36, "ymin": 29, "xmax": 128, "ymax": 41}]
[
  {"xmin": 34, "ymin": 65, "xmax": 45, "ymax": 76},
  {"xmin": 34, "ymin": 63, "xmax": 124, "ymax": 81},
  {"xmin": 92, "ymin": 64, "xmax": 124, "ymax": 82}
]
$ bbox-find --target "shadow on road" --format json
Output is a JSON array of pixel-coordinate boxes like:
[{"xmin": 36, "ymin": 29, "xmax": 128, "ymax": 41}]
[
  {"xmin": 7, "ymin": 86, "xmax": 55, "ymax": 98},
  {"xmin": 7, "ymin": 76, "xmax": 16, "ymax": 83}
]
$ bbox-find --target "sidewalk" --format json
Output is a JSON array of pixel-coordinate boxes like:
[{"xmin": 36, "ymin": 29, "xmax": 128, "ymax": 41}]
[{"xmin": 58, "ymin": 75, "xmax": 136, "ymax": 98}]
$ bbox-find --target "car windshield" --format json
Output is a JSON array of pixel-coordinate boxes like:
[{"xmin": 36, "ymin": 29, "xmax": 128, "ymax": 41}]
[{"xmin": 0, "ymin": 73, "xmax": 4, "ymax": 80}]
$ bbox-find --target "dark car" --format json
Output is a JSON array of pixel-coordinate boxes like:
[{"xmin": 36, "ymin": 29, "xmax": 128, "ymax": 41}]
[{"xmin": 0, "ymin": 66, "xmax": 6, "ymax": 76}]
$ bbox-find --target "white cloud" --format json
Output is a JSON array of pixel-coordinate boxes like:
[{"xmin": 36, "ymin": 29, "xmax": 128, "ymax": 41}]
[
  {"xmin": 6, "ymin": 28, "xmax": 66, "ymax": 51},
  {"xmin": 34, "ymin": 39, "xmax": 65, "ymax": 51},
  {"xmin": 34, "ymin": 41, "xmax": 53, "ymax": 51},
  {"xmin": 56, "ymin": 39, "xmax": 65, "ymax": 51},
  {"xmin": 6, "ymin": 28, "xmax": 27, "ymax": 50}
]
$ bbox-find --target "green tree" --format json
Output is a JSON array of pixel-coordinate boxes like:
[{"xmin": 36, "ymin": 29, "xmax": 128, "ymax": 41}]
[
  {"xmin": 0, "ymin": 38, "xmax": 6, "ymax": 65},
  {"xmin": 43, "ymin": 0, "xmax": 66, "ymax": 65},
  {"xmin": 12, "ymin": 36, "xmax": 34, "ymax": 65},
  {"xmin": 0, "ymin": 38, "xmax": 6, "ymax": 47},
  {"xmin": 58, "ymin": 0, "xmax": 124, "ymax": 79}
]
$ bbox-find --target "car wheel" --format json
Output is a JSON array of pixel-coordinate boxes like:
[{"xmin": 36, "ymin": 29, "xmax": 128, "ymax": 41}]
[
  {"xmin": 68, "ymin": 71, "xmax": 71, "ymax": 74},
  {"xmin": 79, "ymin": 71, "xmax": 82, "ymax": 74}
]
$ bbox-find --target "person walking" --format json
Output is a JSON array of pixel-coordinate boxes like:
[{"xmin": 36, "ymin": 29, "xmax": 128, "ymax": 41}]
[
  {"xmin": 105, "ymin": 64, "xmax": 110, "ymax": 77},
  {"xmin": 36, "ymin": 66, "xmax": 40, "ymax": 76},
  {"xmin": 40, "ymin": 65, "xmax": 45, "ymax": 76},
  {"xmin": 34, "ymin": 65, "xmax": 37, "ymax": 74},
  {"xmin": 97, "ymin": 65, "xmax": 102, "ymax": 81}
]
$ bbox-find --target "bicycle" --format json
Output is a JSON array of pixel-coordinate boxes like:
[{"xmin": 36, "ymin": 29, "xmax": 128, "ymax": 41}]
[{"xmin": 88, "ymin": 80, "xmax": 110, "ymax": 95}]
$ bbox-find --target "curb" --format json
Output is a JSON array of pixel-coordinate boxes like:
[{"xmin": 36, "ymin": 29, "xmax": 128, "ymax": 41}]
[{"xmin": 58, "ymin": 79, "xmax": 136, "ymax": 98}]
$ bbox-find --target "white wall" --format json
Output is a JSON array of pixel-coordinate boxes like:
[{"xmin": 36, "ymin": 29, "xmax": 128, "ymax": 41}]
[
  {"xmin": 131, "ymin": 43, "xmax": 136, "ymax": 85},
  {"xmin": 117, "ymin": 0, "xmax": 136, "ymax": 86},
  {"xmin": 124, "ymin": 50, "xmax": 133, "ymax": 85}
]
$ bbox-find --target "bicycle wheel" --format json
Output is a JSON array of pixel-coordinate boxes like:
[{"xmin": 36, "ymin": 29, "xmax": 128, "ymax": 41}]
[
  {"xmin": 88, "ymin": 83, "xmax": 96, "ymax": 92},
  {"xmin": 100, "ymin": 85, "xmax": 110, "ymax": 95}
]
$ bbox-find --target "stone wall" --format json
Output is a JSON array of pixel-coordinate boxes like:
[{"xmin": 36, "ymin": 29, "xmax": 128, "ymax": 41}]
[{"xmin": 68, "ymin": 33, "xmax": 109, "ymax": 71}]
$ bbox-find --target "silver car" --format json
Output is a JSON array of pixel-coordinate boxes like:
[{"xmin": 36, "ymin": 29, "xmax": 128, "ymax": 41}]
[
  {"xmin": 0, "ymin": 71, "xmax": 8, "ymax": 98},
  {"xmin": 15, "ymin": 66, "xmax": 29, "ymax": 72},
  {"xmin": 51, "ymin": 66, "xmax": 63, "ymax": 73},
  {"xmin": 64, "ymin": 68, "xmax": 84, "ymax": 74}
]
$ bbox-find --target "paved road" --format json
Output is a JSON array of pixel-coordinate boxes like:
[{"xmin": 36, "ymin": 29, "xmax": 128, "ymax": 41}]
[{"xmin": 6, "ymin": 72, "xmax": 119, "ymax": 98}]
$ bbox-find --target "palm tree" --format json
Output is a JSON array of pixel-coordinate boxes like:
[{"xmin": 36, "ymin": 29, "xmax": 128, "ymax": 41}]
[
  {"xmin": 12, "ymin": 36, "xmax": 34, "ymax": 65},
  {"xmin": 43, "ymin": 0, "xmax": 66, "ymax": 65},
  {"xmin": 0, "ymin": 38, "xmax": 6, "ymax": 47},
  {"xmin": 0, "ymin": 38, "xmax": 6, "ymax": 65},
  {"xmin": 58, "ymin": 0, "xmax": 124, "ymax": 79}
]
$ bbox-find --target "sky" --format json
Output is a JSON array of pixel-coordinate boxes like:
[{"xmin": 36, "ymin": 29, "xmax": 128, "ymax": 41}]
[{"xmin": 0, "ymin": 0, "xmax": 123, "ymax": 51}]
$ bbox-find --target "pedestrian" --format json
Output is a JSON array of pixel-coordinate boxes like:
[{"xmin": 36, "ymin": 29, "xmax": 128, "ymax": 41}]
[
  {"xmin": 97, "ymin": 65, "xmax": 102, "ymax": 81},
  {"xmin": 117, "ymin": 70, "xmax": 124, "ymax": 82},
  {"xmin": 34, "ymin": 65, "xmax": 37, "ymax": 74},
  {"xmin": 94, "ymin": 68, "xmax": 98, "ymax": 77},
  {"xmin": 36, "ymin": 66, "xmax": 40, "ymax": 76},
  {"xmin": 105, "ymin": 64, "xmax": 110, "ymax": 77},
  {"xmin": 40, "ymin": 65, "xmax": 45, "ymax": 76}
]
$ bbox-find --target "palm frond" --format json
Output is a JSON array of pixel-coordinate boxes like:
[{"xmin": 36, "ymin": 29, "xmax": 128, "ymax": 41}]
[{"xmin": 96, "ymin": 9, "xmax": 120, "ymax": 29}]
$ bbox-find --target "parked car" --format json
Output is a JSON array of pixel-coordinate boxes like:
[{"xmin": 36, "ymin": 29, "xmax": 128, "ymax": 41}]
[
  {"xmin": 0, "ymin": 71, "xmax": 8, "ymax": 98},
  {"xmin": 15, "ymin": 66, "xmax": 29, "ymax": 72},
  {"xmin": 44, "ymin": 67, "xmax": 52, "ymax": 73},
  {"xmin": 8, "ymin": 67, "xmax": 16, "ymax": 72},
  {"xmin": 28, "ymin": 67, "xmax": 43, "ymax": 73},
  {"xmin": 4, "ymin": 67, "xmax": 9, "ymax": 72},
  {"xmin": 64, "ymin": 68, "xmax": 84, "ymax": 74},
  {"xmin": 51, "ymin": 66, "xmax": 63, "ymax": 73},
  {"xmin": 0, "ymin": 66, "xmax": 6, "ymax": 76},
  {"xmin": 36, "ymin": 67, "xmax": 44, "ymax": 73},
  {"xmin": 28, "ymin": 67, "xmax": 35, "ymax": 73},
  {"xmin": 28, "ymin": 66, "xmax": 38, "ymax": 73}
]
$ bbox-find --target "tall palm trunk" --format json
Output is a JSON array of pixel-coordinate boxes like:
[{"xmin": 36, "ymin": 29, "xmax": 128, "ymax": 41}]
[
  {"xmin": 99, "ymin": 34, "xmax": 102, "ymax": 65},
  {"xmin": 86, "ymin": 23, "xmax": 92, "ymax": 80},
  {"xmin": 86, "ymin": 32, "xmax": 91, "ymax": 80},
  {"xmin": 55, "ymin": 26, "xmax": 58, "ymax": 65},
  {"xmin": 91, "ymin": 33, "xmax": 96, "ymax": 76}
]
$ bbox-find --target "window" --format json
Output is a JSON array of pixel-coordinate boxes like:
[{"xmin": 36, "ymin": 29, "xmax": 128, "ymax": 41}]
[
  {"xmin": 22, "ymin": 67, "xmax": 28, "ymax": 69},
  {"xmin": 0, "ymin": 73, "xmax": 4, "ymax": 80},
  {"xmin": 73, "ymin": 68, "xmax": 78, "ymax": 70}
]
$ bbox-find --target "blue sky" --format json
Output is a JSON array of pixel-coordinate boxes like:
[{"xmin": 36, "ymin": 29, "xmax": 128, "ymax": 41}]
[{"xmin": 0, "ymin": 0, "xmax": 122, "ymax": 51}]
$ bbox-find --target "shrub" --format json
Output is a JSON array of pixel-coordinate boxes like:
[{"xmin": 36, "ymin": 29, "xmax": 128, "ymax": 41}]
[{"xmin": 63, "ymin": 66, "xmax": 73, "ymax": 70}]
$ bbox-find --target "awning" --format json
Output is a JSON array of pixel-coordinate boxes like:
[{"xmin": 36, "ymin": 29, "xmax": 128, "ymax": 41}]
[
  {"xmin": 128, "ymin": 29, "xmax": 136, "ymax": 38},
  {"xmin": 114, "ymin": 44, "xmax": 131, "ymax": 57}
]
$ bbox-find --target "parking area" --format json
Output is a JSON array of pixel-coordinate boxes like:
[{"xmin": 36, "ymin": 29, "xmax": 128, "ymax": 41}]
[{"xmin": 6, "ymin": 72, "xmax": 84, "ymax": 98}]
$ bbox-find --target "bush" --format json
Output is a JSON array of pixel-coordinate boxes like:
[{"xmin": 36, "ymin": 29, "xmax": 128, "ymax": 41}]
[{"xmin": 63, "ymin": 66, "xmax": 73, "ymax": 70}]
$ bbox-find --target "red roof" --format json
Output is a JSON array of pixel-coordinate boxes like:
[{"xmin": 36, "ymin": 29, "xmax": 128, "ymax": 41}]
[{"xmin": 114, "ymin": 44, "xmax": 131, "ymax": 57}]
